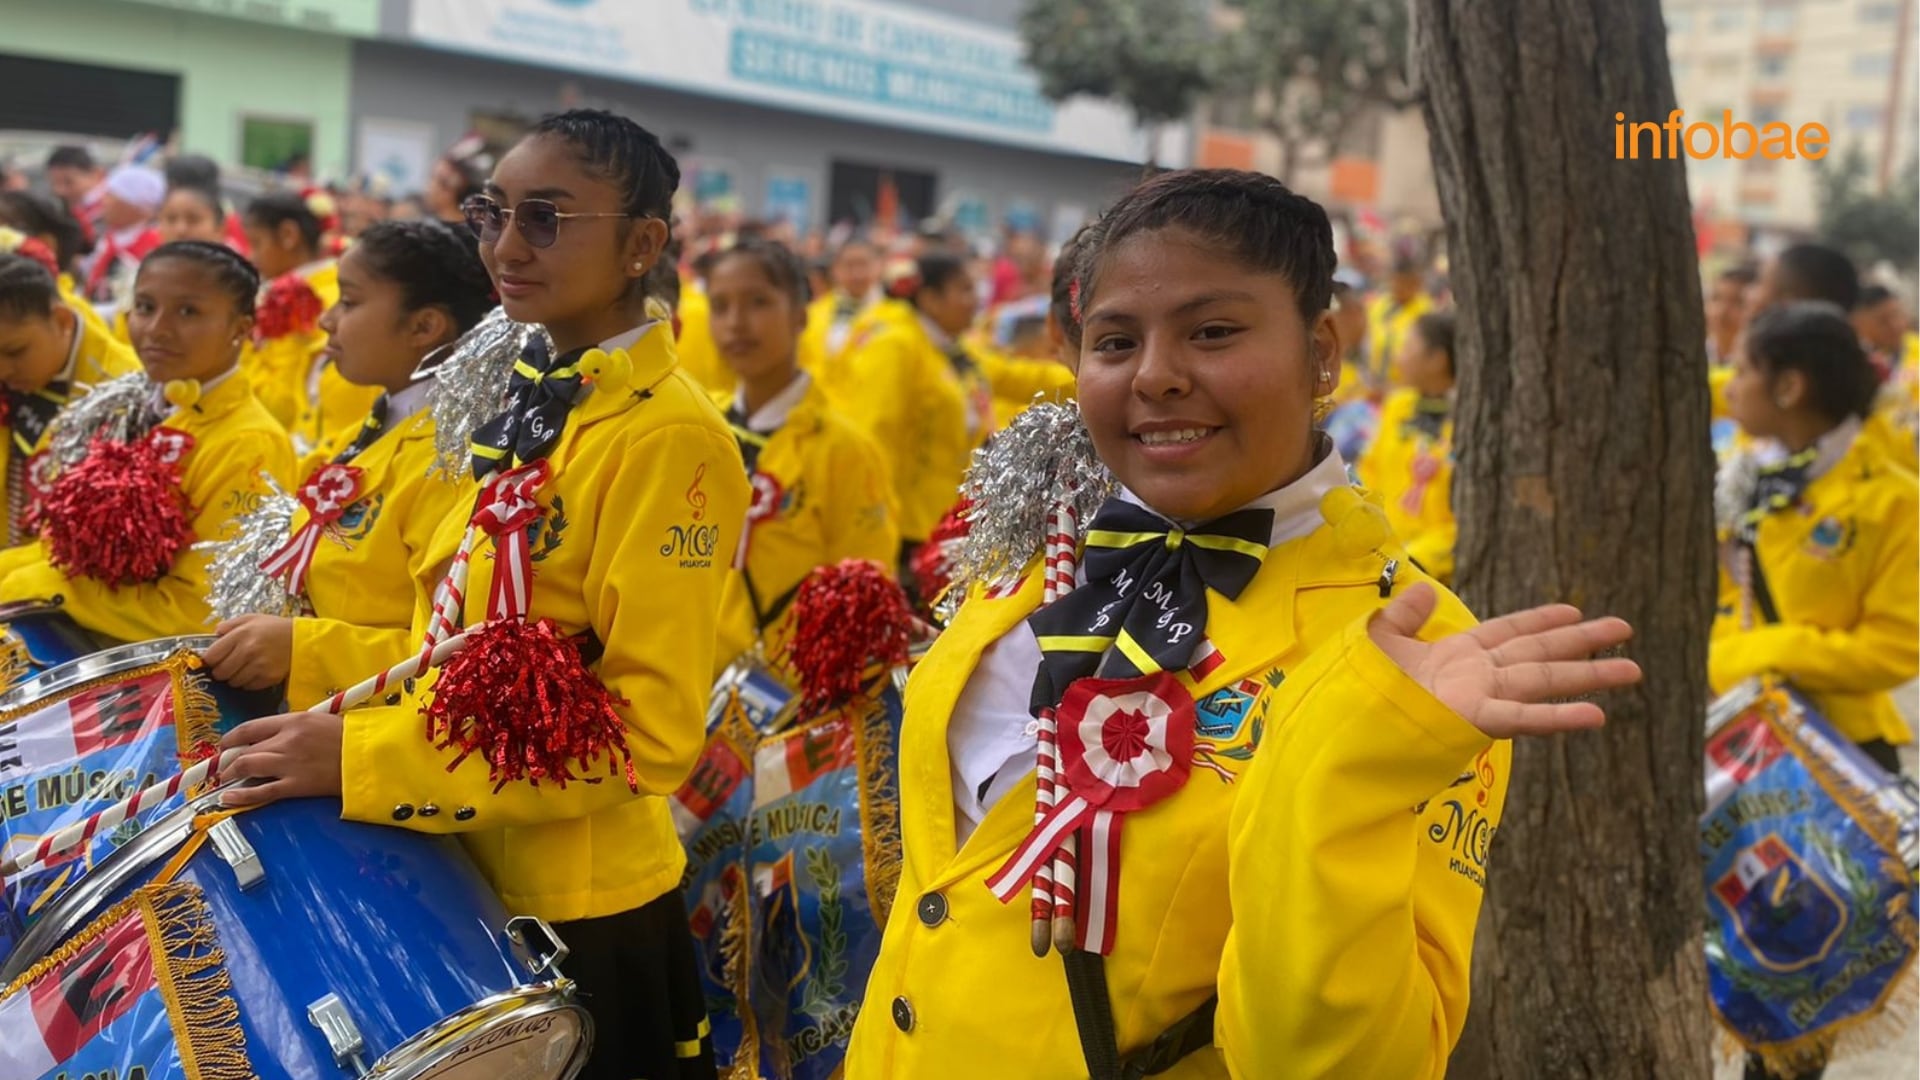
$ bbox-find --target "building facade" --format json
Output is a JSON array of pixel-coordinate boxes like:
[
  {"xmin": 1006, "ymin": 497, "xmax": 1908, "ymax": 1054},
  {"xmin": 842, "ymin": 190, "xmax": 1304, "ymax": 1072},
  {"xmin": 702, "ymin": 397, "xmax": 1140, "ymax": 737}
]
[{"xmin": 1665, "ymin": 0, "xmax": 1916, "ymax": 238}]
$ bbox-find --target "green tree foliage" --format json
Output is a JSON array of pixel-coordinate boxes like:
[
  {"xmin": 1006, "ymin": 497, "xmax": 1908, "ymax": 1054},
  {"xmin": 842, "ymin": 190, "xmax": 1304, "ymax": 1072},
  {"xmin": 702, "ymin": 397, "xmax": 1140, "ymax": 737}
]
[
  {"xmin": 1219, "ymin": 0, "xmax": 1416, "ymax": 182},
  {"xmin": 1816, "ymin": 146, "xmax": 1920, "ymax": 271},
  {"xmin": 1018, "ymin": 0, "xmax": 1214, "ymax": 129}
]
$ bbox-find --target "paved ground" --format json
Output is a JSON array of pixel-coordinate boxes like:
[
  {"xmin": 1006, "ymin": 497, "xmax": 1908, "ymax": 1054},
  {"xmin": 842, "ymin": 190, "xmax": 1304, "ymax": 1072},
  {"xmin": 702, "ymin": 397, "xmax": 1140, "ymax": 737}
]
[{"xmin": 1713, "ymin": 686, "xmax": 1919, "ymax": 1080}]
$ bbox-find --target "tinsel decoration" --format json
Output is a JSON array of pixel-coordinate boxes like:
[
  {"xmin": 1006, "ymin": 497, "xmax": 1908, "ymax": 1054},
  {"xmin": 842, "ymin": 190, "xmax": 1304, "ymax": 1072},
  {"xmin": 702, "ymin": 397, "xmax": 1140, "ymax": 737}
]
[
  {"xmin": 422, "ymin": 616, "xmax": 635, "ymax": 793},
  {"xmin": 427, "ymin": 307, "xmax": 552, "ymax": 479},
  {"xmin": 782, "ymin": 559, "xmax": 917, "ymax": 717},
  {"xmin": 909, "ymin": 499, "xmax": 972, "ymax": 615},
  {"xmin": 254, "ymin": 273, "xmax": 324, "ymax": 342},
  {"xmin": 1715, "ymin": 446, "xmax": 1763, "ymax": 538},
  {"xmin": 200, "ymin": 475, "xmax": 303, "ymax": 621},
  {"xmin": 43, "ymin": 373, "xmax": 167, "ymax": 472},
  {"xmin": 943, "ymin": 400, "xmax": 1114, "ymax": 617},
  {"xmin": 40, "ymin": 431, "xmax": 196, "ymax": 587}
]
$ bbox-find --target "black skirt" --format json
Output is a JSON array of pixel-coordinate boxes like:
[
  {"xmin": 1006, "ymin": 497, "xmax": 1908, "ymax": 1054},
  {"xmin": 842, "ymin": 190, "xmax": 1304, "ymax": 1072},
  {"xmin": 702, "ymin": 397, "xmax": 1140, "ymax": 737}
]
[{"xmin": 554, "ymin": 890, "xmax": 718, "ymax": 1080}]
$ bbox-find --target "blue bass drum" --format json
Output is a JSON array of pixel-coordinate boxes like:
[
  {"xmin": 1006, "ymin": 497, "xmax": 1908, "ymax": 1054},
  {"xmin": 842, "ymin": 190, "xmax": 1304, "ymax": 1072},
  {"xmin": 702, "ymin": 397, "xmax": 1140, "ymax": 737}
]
[
  {"xmin": 0, "ymin": 600, "xmax": 110, "ymax": 693},
  {"xmin": 2, "ymin": 793, "xmax": 592, "ymax": 1079}
]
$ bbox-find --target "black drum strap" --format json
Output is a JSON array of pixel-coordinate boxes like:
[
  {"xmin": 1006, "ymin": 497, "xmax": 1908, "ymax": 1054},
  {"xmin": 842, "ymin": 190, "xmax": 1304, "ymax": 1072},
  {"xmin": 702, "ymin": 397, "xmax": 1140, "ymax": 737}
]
[{"xmin": 1064, "ymin": 949, "xmax": 1221, "ymax": 1079}]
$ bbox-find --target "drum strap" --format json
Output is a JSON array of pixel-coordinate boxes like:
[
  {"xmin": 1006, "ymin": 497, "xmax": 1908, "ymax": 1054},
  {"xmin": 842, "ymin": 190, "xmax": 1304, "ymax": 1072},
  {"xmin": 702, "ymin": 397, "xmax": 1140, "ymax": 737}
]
[
  {"xmin": 1063, "ymin": 952, "xmax": 1219, "ymax": 1078},
  {"xmin": 1739, "ymin": 540, "xmax": 1783, "ymax": 625},
  {"xmin": 151, "ymin": 809, "xmax": 243, "ymax": 887}
]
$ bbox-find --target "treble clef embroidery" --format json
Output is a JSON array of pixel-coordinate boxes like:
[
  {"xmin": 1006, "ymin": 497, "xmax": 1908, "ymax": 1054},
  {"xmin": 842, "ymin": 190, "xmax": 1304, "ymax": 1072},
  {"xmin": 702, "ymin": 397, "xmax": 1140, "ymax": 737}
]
[{"xmin": 687, "ymin": 462, "xmax": 708, "ymax": 521}]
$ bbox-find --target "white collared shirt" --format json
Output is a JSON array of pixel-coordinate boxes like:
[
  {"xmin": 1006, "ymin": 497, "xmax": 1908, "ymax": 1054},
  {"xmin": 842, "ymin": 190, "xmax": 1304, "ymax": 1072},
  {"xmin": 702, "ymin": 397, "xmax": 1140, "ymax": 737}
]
[
  {"xmin": 947, "ymin": 443, "xmax": 1352, "ymax": 843},
  {"xmin": 731, "ymin": 371, "xmax": 811, "ymax": 433},
  {"xmin": 384, "ymin": 376, "xmax": 435, "ymax": 427},
  {"xmin": 600, "ymin": 322, "xmax": 657, "ymax": 354}
]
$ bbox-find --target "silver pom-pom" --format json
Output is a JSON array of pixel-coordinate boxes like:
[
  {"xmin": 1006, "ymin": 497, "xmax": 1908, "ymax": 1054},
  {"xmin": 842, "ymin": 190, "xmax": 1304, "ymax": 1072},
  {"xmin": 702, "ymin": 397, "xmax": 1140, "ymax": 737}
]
[
  {"xmin": 945, "ymin": 399, "xmax": 1114, "ymax": 608},
  {"xmin": 44, "ymin": 374, "xmax": 165, "ymax": 471},
  {"xmin": 199, "ymin": 476, "xmax": 304, "ymax": 622},
  {"xmin": 426, "ymin": 307, "xmax": 550, "ymax": 480}
]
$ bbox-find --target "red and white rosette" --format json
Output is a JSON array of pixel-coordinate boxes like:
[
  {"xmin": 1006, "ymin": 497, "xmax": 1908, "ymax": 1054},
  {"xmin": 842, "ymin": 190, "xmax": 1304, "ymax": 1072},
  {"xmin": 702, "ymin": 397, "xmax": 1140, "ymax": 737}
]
[
  {"xmin": 258, "ymin": 462, "xmax": 365, "ymax": 595},
  {"xmin": 147, "ymin": 426, "xmax": 195, "ymax": 466},
  {"xmin": 733, "ymin": 470, "xmax": 785, "ymax": 569},
  {"xmin": 471, "ymin": 460, "xmax": 551, "ymax": 620},
  {"xmin": 988, "ymin": 671, "xmax": 1196, "ymax": 954}
]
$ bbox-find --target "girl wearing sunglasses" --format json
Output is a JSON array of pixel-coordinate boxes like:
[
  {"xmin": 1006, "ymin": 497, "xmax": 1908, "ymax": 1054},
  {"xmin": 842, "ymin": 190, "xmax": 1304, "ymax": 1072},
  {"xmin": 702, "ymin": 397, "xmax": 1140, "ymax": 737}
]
[
  {"xmin": 216, "ymin": 109, "xmax": 745, "ymax": 1080},
  {"xmin": 202, "ymin": 219, "xmax": 495, "ymax": 707}
]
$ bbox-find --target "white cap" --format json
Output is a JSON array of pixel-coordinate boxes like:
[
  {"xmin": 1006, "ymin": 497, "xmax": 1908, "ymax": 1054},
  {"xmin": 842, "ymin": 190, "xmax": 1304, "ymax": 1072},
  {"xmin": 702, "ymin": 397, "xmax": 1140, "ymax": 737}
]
[{"xmin": 104, "ymin": 165, "xmax": 165, "ymax": 211}]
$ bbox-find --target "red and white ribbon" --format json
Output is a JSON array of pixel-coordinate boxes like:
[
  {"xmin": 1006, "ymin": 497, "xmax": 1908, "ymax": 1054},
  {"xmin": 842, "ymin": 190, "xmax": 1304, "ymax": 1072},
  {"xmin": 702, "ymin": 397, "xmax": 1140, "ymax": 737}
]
[
  {"xmin": 989, "ymin": 670, "xmax": 1196, "ymax": 955},
  {"xmin": 147, "ymin": 426, "xmax": 195, "ymax": 466},
  {"xmin": 259, "ymin": 462, "xmax": 364, "ymax": 595},
  {"xmin": 733, "ymin": 471, "xmax": 785, "ymax": 569},
  {"xmin": 471, "ymin": 460, "xmax": 550, "ymax": 621}
]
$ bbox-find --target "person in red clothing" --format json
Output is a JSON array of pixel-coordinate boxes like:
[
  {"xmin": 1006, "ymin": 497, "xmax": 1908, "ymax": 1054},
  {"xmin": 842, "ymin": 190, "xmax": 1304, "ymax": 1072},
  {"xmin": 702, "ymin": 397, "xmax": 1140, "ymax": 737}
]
[{"xmin": 82, "ymin": 165, "xmax": 164, "ymax": 306}]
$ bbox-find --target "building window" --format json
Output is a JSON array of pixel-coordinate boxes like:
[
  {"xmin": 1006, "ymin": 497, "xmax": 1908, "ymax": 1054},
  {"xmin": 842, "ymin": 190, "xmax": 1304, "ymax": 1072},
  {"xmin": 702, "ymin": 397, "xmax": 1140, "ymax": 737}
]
[
  {"xmin": 1756, "ymin": 55, "xmax": 1789, "ymax": 79},
  {"xmin": 1751, "ymin": 105, "xmax": 1785, "ymax": 126},
  {"xmin": 1853, "ymin": 52, "xmax": 1894, "ymax": 77},
  {"xmin": 1711, "ymin": 7, "xmax": 1745, "ymax": 30},
  {"xmin": 1758, "ymin": 6, "xmax": 1796, "ymax": 32},
  {"xmin": 1859, "ymin": 1, "xmax": 1900, "ymax": 23},
  {"xmin": 1706, "ymin": 55, "xmax": 1741, "ymax": 77},
  {"xmin": 1846, "ymin": 104, "xmax": 1886, "ymax": 130},
  {"xmin": 240, "ymin": 116, "xmax": 313, "ymax": 173}
]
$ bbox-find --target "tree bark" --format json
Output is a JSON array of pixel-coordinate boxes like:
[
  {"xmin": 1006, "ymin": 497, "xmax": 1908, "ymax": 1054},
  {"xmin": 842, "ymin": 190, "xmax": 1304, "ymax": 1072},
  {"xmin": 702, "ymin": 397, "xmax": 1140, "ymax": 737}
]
[{"xmin": 1412, "ymin": 2, "xmax": 1716, "ymax": 1077}]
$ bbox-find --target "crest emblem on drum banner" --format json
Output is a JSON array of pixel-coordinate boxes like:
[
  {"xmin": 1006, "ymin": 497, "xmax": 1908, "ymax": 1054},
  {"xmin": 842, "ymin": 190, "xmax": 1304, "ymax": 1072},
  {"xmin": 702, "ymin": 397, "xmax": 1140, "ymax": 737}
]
[{"xmin": 1713, "ymin": 833, "xmax": 1849, "ymax": 973}]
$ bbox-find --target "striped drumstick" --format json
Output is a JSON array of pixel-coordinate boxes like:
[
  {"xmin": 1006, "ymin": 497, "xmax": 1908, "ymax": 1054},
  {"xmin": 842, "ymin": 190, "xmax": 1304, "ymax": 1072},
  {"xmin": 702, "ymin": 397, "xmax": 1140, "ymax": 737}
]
[
  {"xmin": 1030, "ymin": 504, "xmax": 1080, "ymax": 956},
  {"xmin": 1043, "ymin": 505, "xmax": 1083, "ymax": 954}
]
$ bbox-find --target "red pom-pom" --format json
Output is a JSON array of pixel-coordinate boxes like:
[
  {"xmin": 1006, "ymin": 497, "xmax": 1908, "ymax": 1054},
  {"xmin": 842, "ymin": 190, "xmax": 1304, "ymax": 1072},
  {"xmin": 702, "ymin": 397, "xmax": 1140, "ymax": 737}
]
[
  {"xmin": 910, "ymin": 499, "xmax": 972, "ymax": 609},
  {"xmin": 423, "ymin": 617, "xmax": 635, "ymax": 792},
  {"xmin": 39, "ymin": 433, "xmax": 196, "ymax": 587},
  {"xmin": 254, "ymin": 273, "xmax": 324, "ymax": 342},
  {"xmin": 783, "ymin": 558, "xmax": 917, "ymax": 716}
]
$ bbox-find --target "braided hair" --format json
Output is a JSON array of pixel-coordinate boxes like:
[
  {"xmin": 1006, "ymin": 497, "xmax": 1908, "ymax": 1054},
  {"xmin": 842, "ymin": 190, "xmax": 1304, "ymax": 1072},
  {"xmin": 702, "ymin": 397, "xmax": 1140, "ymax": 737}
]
[
  {"xmin": 143, "ymin": 240, "xmax": 261, "ymax": 317},
  {"xmin": 529, "ymin": 109, "xmax": 681, "ymax": 233},
  {"xmin": 352, "ymin": 219, "xmax": 494, "ymax": 335},
  {"xmin": 244, "ymin": 190, "xmax": 323, "ymax": 255},
  {"xmin": 1079, "ymin": 169, "xmax": 1335, "ymax": 323},
  {"xmin": 0, "ymin": 253, "xmax": 61, "ymax": 321}
]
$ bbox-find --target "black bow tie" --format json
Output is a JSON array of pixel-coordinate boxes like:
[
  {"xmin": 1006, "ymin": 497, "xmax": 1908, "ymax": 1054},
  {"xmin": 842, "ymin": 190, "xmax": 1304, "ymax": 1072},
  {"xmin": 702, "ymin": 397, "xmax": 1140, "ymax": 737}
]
[
  {"xmin": 7, "ymin": 383, "xmax": 71, "ymax": 456},
  {"xmin": 1027, "ymin": 498, "xmax": 1273, "ymax": 713},
  {"xmin": 1739, "ymin": 447, "xmax": 1819, "ymax": 544},
  {"xmin": 470, "ymin": 339, "xmax": 587, "ymax": 477},
  {"xmin": 724, "ymin": 404, "xmax": 770, "ymax": 475}
]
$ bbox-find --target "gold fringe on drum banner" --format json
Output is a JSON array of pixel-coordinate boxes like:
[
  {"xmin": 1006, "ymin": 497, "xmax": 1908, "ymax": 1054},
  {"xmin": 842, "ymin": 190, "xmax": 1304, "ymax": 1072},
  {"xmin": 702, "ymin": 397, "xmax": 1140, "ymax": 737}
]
[
  {"xmin": 854, "ymin": 687, "xmax": 903, "ymax": 929},
  {"xmin": 171, "ymin": 659, "xmax": 223, "ymax": 787},
  {"xmin": 716, "ymin": 869, "xmax": 760, "ymax": 1080},
  {"xmin": 1717, "ymin": 685, "xmax": 1920, "ymax": 1076},
  {"xmin": 0, "ymin": 627, "xmax": 32, "ymax": 688},
  {"xmin": 141, "ymin": 881, "xmax": 251, "ymax": 1080}
]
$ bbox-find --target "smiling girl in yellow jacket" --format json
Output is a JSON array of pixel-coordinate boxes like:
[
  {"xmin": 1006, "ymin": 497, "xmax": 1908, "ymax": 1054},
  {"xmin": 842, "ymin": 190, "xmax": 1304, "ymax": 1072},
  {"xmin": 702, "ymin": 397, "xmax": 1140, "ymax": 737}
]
[
  {"xmin": 705, "ymin": 238, "xmax": 897, "ymax": 680},
  {"xmin": 0, "ymin": 241, "xmax": 293, "ymax": 642},
  {"xmin": 844, "ymin": 170, "xmax": 1642, "ymax": 1079},
  {"xmin": 215, "ymin": 111, "xmax": 744, "ymax": 1080},
  {"xmin": 1358, "ymin": 311, "xmax": 1458, "ymax": 582},
  {"xmin": 1710, "ymin": 301, "xmax": 1919, "ymax": 769},
  {"xmin": 242, "ymin": 191, "xmax": 382, "ymax": 456},
  {"xmin": 835, "ymin": 255, "xmax": 998, "ymax": 553},
  {"xmin": 201, "ymin": 219, "xmax": 496, "ymax": 709},
  {"xmin": 0, "ymin": 252, "xmax": 141, "ymax": 546}
]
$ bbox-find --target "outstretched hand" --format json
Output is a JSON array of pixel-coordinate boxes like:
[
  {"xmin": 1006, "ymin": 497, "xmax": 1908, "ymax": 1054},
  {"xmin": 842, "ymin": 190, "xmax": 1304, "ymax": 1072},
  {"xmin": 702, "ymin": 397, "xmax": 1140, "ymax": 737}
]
[{"xmin": 1368, "ymin": 582, "xmax": 1642, "ymax": 739}]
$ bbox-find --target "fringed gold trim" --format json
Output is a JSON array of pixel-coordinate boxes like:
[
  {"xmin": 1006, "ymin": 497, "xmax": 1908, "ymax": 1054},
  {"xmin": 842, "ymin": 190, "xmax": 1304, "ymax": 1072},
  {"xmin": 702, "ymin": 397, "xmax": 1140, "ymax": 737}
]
[
  {"xmin": 716, "ymin": 868, "xmax": 761, "ymax": 1080},
  {"xmin": 0, "ymin": 881, "xmax": 149, "ymax": 1002},
  {"xmin": 170, "ymin": 657, "xmax": 222, "ymax": 792},
  {"xmin": 140, "ymin": 881, "xmax": 251, "ymax": 1080},
  {"xmin": 1760, "ymin": 686, "xmax": 1906, "ymax": 859},
  {"xmin": 852, "ymin": 695, "xmax": 903, "ymax": 929},
  {"xmin": 0, "ymin": 628, "xmax": 31, "ymax": 690}
]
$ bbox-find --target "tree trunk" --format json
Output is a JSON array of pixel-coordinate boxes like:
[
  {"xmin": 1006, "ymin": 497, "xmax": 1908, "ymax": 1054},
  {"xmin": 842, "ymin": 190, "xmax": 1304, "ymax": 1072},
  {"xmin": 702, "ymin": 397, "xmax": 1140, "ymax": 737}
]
[{"xmin": 1412, "ymin": 2, "xmax": 1716, "ymax": 1077}]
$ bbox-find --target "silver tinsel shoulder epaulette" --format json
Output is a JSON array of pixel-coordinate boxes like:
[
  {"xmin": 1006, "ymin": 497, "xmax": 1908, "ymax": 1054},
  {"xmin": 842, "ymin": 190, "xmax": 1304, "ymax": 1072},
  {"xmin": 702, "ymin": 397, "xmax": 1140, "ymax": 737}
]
[
  {"xmin": 44, "ymin": 373, "xmax": 165, "ymax": 471},
  {"xmin": 426, "ymin": 307, "xmax": 550, "ymax": 480},
  {"xmin": 199, "ymin": 476, "xmax": 303, "ymax": 622},
  {"xmin": 945, "ymin": 399, "xmax": 1114, "ymax": 605}
]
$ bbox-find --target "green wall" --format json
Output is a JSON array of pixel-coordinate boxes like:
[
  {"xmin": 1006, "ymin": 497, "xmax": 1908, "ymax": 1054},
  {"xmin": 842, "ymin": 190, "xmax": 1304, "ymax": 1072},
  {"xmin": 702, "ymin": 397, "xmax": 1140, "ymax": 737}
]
[{"xmin": 0, "ymin": 0, "xmax": 353, "ymax": 177}]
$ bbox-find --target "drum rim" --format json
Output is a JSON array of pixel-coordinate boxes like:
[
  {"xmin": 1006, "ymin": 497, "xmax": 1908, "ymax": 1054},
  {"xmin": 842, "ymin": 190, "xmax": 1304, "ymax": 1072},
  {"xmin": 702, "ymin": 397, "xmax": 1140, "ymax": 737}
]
[
  {"xmin": 0, "ymin": 786, "xmax": 220, "ymax": 982},
  {"xmin": 0, "ymin": 636, "xmax": 213, "ymax": 712},
  {"xmin": 367, "ymin": 980, "xmax": 593, "ymax": 1080}
]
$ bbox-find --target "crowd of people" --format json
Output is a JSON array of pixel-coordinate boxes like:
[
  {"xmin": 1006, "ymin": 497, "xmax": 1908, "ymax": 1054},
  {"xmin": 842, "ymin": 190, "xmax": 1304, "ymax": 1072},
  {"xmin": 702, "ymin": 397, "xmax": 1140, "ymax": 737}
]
[{"xmin": 0, "ymin": 109, "xmax": 1910, "ymax": 1080}]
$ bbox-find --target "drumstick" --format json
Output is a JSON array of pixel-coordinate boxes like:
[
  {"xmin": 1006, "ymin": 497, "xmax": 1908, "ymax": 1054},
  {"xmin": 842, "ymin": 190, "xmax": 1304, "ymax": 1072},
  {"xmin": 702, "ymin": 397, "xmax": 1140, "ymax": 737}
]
[
  {"xmin": 1042, "ymin": 506, "xmax": 1082, "ymax": 955},
  {"xmin": 1030, "ymin": 504, "xmax": 1078, "ymax": 956},
  {"xmin": 1, "ymin": 632, "xmax": 473, "ymax": 882}
]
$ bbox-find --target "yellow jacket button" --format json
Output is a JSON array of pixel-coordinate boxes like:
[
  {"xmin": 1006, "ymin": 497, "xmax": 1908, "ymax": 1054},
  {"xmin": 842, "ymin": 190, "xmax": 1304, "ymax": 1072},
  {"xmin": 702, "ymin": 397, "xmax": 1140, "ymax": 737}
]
[
  {"xmin": 890, "ymin": 996, "xmax": 914, "ymax": 1033},
  {"xmin": 418, "ymin": 803, "xmax": 439, "ymax": 817},
  {"xmin": 454, "ymin": 806, "xmax": 476, "ymax": 821},
  {"xmin": 391, "ymin": 804, "xmax": 415, "ymax": 821},
  {"xmin": 916, "ymin": 892, "xmax": 948, "ymax": 927}
]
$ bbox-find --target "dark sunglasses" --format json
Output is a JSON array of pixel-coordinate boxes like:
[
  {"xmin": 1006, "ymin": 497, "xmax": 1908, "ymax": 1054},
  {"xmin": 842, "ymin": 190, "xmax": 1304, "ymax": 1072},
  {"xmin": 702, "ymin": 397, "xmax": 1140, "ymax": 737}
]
[{"xmin": 461, "ymin": 195, "xmax": 637, "ymax": 249}]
